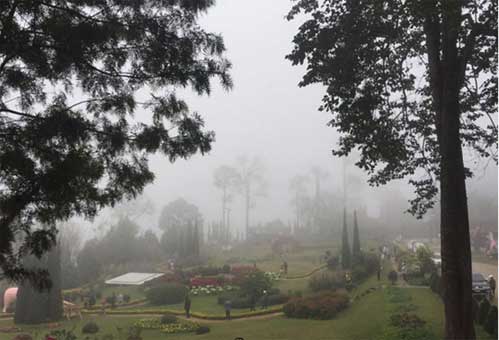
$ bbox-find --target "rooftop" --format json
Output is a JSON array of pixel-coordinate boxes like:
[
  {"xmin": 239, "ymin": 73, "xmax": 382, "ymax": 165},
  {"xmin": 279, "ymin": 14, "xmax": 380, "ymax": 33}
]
[{"xmin": 105, "ymin": 272, "xmax": 165, "ymax": 286}]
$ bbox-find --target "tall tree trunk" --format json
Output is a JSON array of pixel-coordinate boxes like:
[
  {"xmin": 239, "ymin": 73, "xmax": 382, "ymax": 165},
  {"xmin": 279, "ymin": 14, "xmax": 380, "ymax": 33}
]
[{"xmin": 439, "ymin": 67, "xmax": 475, "ymax": 340}]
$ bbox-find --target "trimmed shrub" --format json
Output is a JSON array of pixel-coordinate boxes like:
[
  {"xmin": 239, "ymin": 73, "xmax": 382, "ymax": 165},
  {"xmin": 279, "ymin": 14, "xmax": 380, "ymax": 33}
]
[
  {"xmin": 309, "ymin": 271, "xmax": 345, "ymax": 292},
  {"xmin": 160, "ymin": 314, "xmax": 177, "ymax": 325},
  {"xmin": 145, "ymin": 284, "xmax": 187, "ymax": 305},
  {"xmin": 390, "ymin": 313, "xmax": 426, "ymax": 329},
  {"xmin": 82, "ymin": 321, "xmax": 99, "ymax": 334},
  {"xmin": 195, "ymin": 325, "xmax": 210, "ymax": 335},
  {"xmin": 123, "ymin": 294, "xmax": 131, "ymax": 303},
  {"xmin": 478, "ymin": 299, "xmax": 491, "ymax": 325},
  {"xmin": 484, "ymin": 305, "xmax": 498, "ymax": 335},
  {"xmin": 283, "ymin": 291, "xmax": 349, "ymax": 319}
]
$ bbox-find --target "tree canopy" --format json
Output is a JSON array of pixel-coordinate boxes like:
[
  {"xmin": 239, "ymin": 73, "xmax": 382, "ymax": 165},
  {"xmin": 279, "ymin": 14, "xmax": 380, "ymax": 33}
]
[
  {"xmin": 0, "ymin": 0, "xmax": 231, "ymax": 286},
  {"xmin": 287, "ymin": 0, "xmax": 497, "ymax": 216}
]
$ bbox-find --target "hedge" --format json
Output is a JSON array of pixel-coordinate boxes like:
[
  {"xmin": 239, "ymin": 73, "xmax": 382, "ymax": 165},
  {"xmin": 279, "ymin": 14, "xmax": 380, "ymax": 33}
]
[
  {"xmin": 82, "ymin": 306, "xmax": 283, "ymax": 320},
  {"xmin": 85, "ymin": 298, "xmax": 147, "ymax": 310},
  {"xmin": 283, "ymin": 291, "xmax": 349, "ymax": 320}
]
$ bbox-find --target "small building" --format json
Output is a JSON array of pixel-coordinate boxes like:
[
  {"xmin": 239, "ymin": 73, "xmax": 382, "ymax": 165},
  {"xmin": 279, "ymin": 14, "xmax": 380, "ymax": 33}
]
[{"xmin": 105, "ymin": 272, "xmax": 166, "ymax": 287}]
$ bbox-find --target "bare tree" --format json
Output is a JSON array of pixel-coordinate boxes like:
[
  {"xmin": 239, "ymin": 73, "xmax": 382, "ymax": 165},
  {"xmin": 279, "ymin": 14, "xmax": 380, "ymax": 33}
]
[
  {"xmin": 213, "ymin": 165, "xmax": 239, "ymax": 240},
  {"xmin": 289, "ymin": 175, "xmax": 310, "ymax": 232},
  {"xmin": 236, "ymin": 155, "xmax": 267, "ymax": 239}
]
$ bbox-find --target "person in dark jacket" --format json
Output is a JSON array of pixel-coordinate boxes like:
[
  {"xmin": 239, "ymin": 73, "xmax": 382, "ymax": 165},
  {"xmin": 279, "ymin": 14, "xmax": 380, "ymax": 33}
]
[
  {"xmin": 224, "ymin": 299, "xmax": 232, "ymax": 320},
  {"xmin": 488, "ymin": 275, "xmax": 496, "ymax": 299},
  {"xmin": 184, "ymin": 295, "xmax": 191, "ymax": 318}
]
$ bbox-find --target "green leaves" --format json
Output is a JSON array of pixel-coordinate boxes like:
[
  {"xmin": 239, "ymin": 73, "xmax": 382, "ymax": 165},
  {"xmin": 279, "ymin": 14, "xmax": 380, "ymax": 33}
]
[
  {"xmin": 287, "ymin": 0, "xmax": 497, "ymax": 217},
  {"xmin": 0, "ymin": 0, "xmax": 230, "ymax": 286}
]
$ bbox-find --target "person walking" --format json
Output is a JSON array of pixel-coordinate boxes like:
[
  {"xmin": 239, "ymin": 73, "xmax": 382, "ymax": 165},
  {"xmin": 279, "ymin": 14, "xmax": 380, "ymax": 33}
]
[
  {"xmin": 261, "ymin": 290, "xmax": 269, "ymax": 309},
  {"xmin": 184, "ymin": 294, "xmax": 191, "ymax": 318},
  {"xmin": 283, "ymin": 261, "xmax": 288, "ymax": 275},
  {"xmin": 488, "ymin": 275, "xmax": 496, "ymax": 299},
  {"xmin": 224, "ymin": 299, "xmax": 232, "ymax": 320}
]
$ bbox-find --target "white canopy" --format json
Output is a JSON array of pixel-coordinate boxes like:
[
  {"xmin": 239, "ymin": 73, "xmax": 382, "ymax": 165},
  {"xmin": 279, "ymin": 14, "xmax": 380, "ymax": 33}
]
[{"xmin": 105, "ymin": 272, "xmax": 165, "ymax": 286}]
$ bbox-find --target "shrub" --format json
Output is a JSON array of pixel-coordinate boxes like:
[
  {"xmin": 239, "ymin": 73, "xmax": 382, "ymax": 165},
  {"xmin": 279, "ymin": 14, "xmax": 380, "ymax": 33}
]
[
  {"xmin": 48, "ymin": 329, "xmax": 78, "ymax": 340},
  {"xmin": 263, "ymin": 293, "xmax": 289, "ymax": 306},
  {"xmin": 283, "ymin": 291, "xmax": 349, "ymax": 319},
  {"xmin": 326, "ymin": 256, "xmax": 339, "ymax": 270},
  {"xmin": 196, "ymin": 325, "xmax": 210, "ymax": 335},
  {"xmin": 390, "ymin": 313, "xmax": 426, "ymax": 329},
  {"xmin": 222, "ymin": 265, "xmax": 231, "ymax": 274},
  {"xmin": 160, "ymin": 314, "xmax": 177, "ymax": 325},
  {"xmin": 123, "ymin": 294, "xmax": 131, "ymax": 303},
  {"xmin": 308, "ymin": 271, "xmax": 345, "ymax": 292},
  {"xmin": 351, "ymin": 265, "xmax": 368, "ymax": 283},
  {"xmin": 478, "ymin": 299, "xmax": 491, "ymax": 325},
  {"xmin": 239, "ymin": 271, "xmax": 272, "ymax": 300},
  {"xmin": 13, "ymin": 335, "xmax": 32, "ymax": 340},
  {"xmin": 145, "ymin": 284, "xmax": 188, "ymax": 305},
  {"xmin": 472, "ymin": 297, "xmax": 480, "ymax": 321},
  {"xmin": 82, "ymin": 321, "xmax": 99, "ymax": 334},
  {"xmin": 484, "ymin": 305, "xmax": 498, "ymax": 335},
  {"xmin": 231, "ymin": 296, "xmax": 252, "ymax": 309},
  {"xmin": 388, "ymin": 270, "xmax": 398, "ymax": 285}
]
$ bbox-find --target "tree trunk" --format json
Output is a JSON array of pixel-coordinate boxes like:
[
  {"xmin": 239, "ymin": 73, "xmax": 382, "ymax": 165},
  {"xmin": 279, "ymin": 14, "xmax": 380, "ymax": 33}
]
[
  {"xmin": 245, "ymin": 183, "xmax": 250, "ymax": 239},
  {"xmin": 439, "ymin": 87, "xmax": 475, "ymax": 340}
]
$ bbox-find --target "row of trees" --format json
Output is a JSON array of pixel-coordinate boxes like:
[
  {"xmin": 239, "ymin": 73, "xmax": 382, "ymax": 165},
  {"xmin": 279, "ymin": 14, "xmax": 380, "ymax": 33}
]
[{"xmin": 213, "ymin": 156, "xmax": 267, "ymax": 242}]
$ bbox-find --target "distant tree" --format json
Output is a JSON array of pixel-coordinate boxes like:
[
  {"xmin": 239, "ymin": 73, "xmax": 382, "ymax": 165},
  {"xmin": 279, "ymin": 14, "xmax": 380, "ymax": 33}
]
[
  {"xmin": 239, "ymin": 271, "xmax": 272, "ymax": 300},
  {"xmin": 287, "ymin": 1, "xmax": 496, "ymax": 338},
  {"xmin": 159, "ymin": 198, "xmax": 202, "ymax": 257},
  {"xmin": 235, "ymin": 156, "xmax": 267, "ymax": 238},
  {"xmin": 289, "ymin": 175, "xmax": 310, "ymax": 232},
  {"xmin": 310, "ymin": 167, "xmax": 329, "ymax": 230},
  {"xmin": 0, "ymin": 0, "xmax": 231, "ymax": 287},
  {"xmin": 341, "ymin": 208, "xmax": 351, "ymax": 269},
  {"xmin": 352, "ymin": 210, "xmax": 361, "ymax": 263},
  {"xmin": 58, "ymin": 222, "xmax": 82, "ymax": 289},
  {"xmin": 76, "ymin": 238, "xmax": 102, "ymax": 285},
  {"xmin": 213, "ymin": 166, "xmax": 239, "ymax": 241}
]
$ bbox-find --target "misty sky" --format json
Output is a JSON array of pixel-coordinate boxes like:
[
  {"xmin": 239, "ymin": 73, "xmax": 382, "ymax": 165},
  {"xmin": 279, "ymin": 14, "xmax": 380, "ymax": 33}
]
[{"xmin": 84, "ymin": 0, "xmax": 497, "ymax": 238}]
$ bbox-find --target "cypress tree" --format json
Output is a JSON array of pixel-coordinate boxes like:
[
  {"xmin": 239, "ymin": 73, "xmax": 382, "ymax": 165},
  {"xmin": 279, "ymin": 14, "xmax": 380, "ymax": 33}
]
[
  {"xmin": 352, "ymin": 210, "xmax": 361, "ymax": 263},
  {"xmin": 341, "ymin": 208, "xmax": 351, "ymax": 269}
]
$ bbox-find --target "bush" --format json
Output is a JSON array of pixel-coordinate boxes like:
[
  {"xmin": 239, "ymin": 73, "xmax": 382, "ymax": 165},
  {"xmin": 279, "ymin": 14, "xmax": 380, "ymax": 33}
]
[
  {"xmin": 283, "ymin": 291, "xmax": 349, "ymax": 319},
  {"xmin": 48, "ymin": 329, "xmax": 78, "ymax": 340},
  {"xmin": 351, "ymin": 265, "xmax": 368, "ymax": 283},
  {"xmin": 145, "ymin": 284, "xmax": 188, "ymax": 305},
  {"xmin": 196, "ymin": 326, "xmax": 210, "ymax": 335},
  {"xmin": 484, "ymin": 305, "xmax": 498, "ymax": 335},
  {"xmin": 160, "ymin": 314, "xmax": 177, "ymax": 325},
  {"xmin": 82, "ymin": 321, "xmax": 99, "ymax": 334},
  {"xmin": 388, "ymin": 270, "xmax": 398, "ymax": 285},
  {"xmin": 478, "ymin": 299, "xmax": 491, "ymax": 325},
  {"xmin": 390, "ymin": 313, "xmax": 426, "ymax": 329},
  {"xmin": 262, "ymin": 293, "xmax": 289, "ymax": 306},
  {"xmin": 222, "ymin": 265, "xmax": 231, "ymax": 274},
  {"xmin": 13, "ymin": 335, "xmax": 32, "ymax": 340},
  {"xmin": 123, "ymin": 294, "xmax": 131, "ymax": 303},
  {"xmin": 309, "ymin": 271, "xmax": 345, "ymax": 292}
]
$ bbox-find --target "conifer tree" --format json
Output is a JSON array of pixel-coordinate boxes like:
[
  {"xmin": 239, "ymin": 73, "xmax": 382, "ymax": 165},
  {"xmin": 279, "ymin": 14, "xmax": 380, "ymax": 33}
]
[
  {"xmin": 341, "ymin": 208, "xmax": 351, "ymax": 269},
  {"xmin": 352, "ymin": 210, "xmax": 361, "ymax": 263}
]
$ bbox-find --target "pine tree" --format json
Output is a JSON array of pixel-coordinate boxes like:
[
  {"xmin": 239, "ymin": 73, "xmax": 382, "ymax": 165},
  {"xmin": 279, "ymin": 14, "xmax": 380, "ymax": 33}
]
[
  {"xmin": 341, "ymin": 208, "xmax": 351, "ymax": 269},
  {"xmin": 352, "ymin": 210, "xmax": 361, "ymax": 264}
]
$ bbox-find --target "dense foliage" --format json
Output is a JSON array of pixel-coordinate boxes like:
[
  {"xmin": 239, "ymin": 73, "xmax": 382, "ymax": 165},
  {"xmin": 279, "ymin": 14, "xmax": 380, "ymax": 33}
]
[
  {"xmin": 81, "ymin": 321, "xmax": 99, "ymax": 334},
  {"xmin": 283, "ymin": 290, "xmax": 349, "ymax": 319},
  {"xmin": 145, "ymin": 284, "xmax": 187, "ymax": 306},
  {"xmin": 0, "ymin": 0, "xmax": 231, "ymax": 286},
  {"xmin": 159, "ymin": 198, "xmax": 202, "ymax": 258}
]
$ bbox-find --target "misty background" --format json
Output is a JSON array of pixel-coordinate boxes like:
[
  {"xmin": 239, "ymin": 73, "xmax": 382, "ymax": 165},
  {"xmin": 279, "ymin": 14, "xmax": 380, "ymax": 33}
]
[{"xmin": 77, "ymin": 0, "xmax": 497, "ymax": 241}]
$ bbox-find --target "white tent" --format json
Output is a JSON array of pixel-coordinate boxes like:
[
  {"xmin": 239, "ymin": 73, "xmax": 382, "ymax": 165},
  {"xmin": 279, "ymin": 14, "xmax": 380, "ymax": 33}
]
[{"xmin": 105, "ymin": 272, "xmax": 165, "ymax": 286}]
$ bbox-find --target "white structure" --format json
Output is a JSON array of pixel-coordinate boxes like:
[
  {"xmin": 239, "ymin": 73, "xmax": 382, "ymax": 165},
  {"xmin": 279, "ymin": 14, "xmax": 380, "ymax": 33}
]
[{"xmin": 105, "ymin": 272, "xmax": 164, "ymax": 286}]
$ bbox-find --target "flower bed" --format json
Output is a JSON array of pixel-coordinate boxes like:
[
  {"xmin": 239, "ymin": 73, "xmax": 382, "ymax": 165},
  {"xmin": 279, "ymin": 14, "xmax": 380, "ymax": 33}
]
[
  {"xmin": 283, "ymin": 291, "xmax": 349, "ymax": 320},
  {"xmin": 133, "ymin": 318, "xmax": 200, "ymax": 334},
  {"xmin": 190, "ymin": 284, "xmax": 235, "ymax": 296},
  {"xmin": 264, "ymin": 271, "xmax": 281, "ymax": 281},
  {"xmin": 190, "ymin": 277, "xmax": 222, "ymax": 287}
]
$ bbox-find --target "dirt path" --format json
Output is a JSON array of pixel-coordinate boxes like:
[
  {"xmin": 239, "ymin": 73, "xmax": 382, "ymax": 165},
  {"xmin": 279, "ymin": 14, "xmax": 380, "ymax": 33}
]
[{"xmin": 81, "ymin": 311, "xmax": 284, "ymax": 324}]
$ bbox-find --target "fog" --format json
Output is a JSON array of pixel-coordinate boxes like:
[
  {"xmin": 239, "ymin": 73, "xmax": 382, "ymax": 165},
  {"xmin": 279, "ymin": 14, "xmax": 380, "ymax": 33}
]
[{"xmin": 80, "ymin": 0, "xmax": 497, "ymax": 240}]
